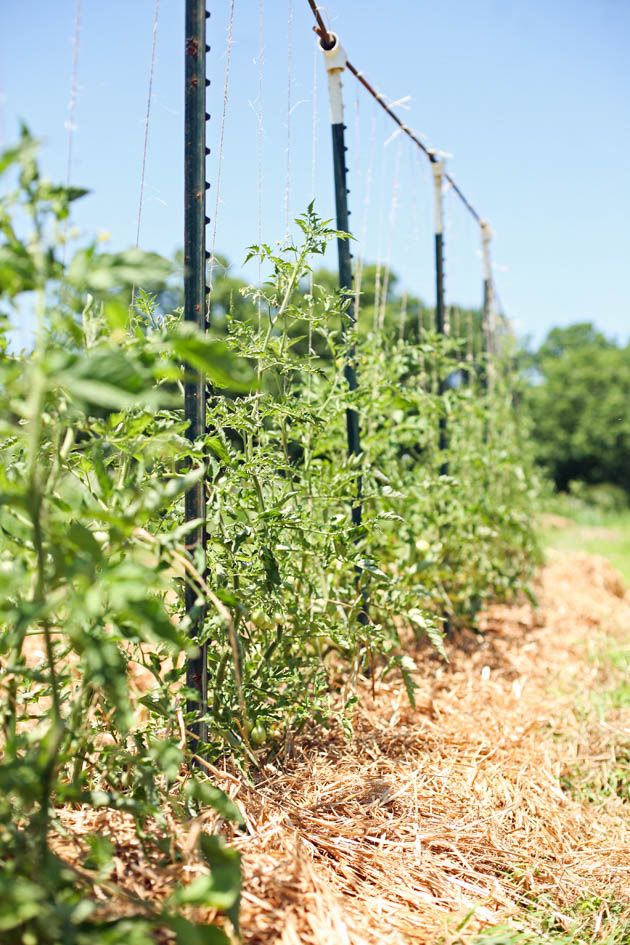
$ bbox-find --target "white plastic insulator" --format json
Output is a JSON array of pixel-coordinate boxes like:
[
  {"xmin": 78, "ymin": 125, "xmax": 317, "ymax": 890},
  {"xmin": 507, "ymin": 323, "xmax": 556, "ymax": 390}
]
[
  {"xmin": 432, "ymin": 160, "xmax": 444, "ymax": 235},
  {"xmin": 322, "ymin": 33, "xmax": 347, "ymax": 125}
]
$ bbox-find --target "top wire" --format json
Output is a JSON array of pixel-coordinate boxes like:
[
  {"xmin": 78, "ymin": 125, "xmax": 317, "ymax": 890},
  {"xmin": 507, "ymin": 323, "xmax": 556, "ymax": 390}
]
[{"xmin": 305, "ymin": 0, "xmax": 483, "ymax": 226}]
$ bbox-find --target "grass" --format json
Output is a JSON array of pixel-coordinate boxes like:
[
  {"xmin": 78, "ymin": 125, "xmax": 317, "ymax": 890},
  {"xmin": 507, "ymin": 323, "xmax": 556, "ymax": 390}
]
[
  {"xmin": 540, "ymin": 505, "xmax": 630, "ymax": 586},
  {"xmin": 471, "ymin": 894, "xmax": 630, "ymax": 944},
  {"xmin": 560, "ymin": 633, "xmax": 630, "ymax": 808},
  {"xmin": 469, "ymin": 501, "xmax": 630, "ymax": 945}
]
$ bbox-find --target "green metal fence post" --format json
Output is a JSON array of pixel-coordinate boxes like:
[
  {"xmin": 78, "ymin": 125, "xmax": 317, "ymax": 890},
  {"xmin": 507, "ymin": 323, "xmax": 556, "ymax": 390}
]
[
  {"xmin": 432, "ymin": 159, "xmax": 449, "ymax": 477},
  {"xmin": 184, "ymin": 0, "xmax": 209, "ymax": 747}
]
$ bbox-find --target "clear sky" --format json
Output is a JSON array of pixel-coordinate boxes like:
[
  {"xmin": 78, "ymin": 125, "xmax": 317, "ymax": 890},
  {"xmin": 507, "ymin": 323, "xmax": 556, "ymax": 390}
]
[{"xmin": 1, "ymin": 0, "xmax": 629, "ymax": 345}]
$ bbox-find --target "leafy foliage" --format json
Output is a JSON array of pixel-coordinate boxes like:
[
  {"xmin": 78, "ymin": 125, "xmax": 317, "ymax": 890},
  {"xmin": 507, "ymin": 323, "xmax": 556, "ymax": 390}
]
[
  {"xmin": 524, "ymin": 323, "xmax": 630, "ymax": 495},
  {"xmin": 0, "ymin": 128, "xmax": 242, "ymax": 945},
  {"xmin": 0, "ymin": 129, "xmax": 539, "ymax": 941}
]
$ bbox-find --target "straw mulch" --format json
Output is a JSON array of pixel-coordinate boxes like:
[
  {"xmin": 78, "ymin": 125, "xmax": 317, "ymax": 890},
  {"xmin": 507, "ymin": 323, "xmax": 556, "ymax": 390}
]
[{"xmin": 54, "ymin": 552, "xmax": 630, "ymax": 942}]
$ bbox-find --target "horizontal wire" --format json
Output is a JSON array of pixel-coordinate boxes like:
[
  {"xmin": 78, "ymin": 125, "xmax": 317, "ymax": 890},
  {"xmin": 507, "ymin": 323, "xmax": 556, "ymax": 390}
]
[
  {"xmin": 305, "ymin": 0, "xmax": 484, "ymax": 226},
  {"xmin": 305, "ymin": 0, "xmax": 335, "ymax": 48}
]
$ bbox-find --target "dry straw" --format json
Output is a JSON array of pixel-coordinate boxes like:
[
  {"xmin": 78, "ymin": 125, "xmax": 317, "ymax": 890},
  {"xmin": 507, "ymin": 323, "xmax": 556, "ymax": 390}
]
[{"xmin": 52, "ymin": 552, "xmax": 629, "ymax": 943}]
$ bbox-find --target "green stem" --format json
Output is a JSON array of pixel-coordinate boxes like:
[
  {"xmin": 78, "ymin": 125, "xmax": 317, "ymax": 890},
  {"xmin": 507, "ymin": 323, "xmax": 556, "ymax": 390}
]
[{"xmin": 25, "ymin": 365, "xmax": 65, "ymax": 860}]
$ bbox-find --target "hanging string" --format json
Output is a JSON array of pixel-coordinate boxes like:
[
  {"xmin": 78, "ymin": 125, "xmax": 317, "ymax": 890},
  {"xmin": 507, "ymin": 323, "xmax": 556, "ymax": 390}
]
[
  {"xmin": 372, "ymin": 120, "xmax": 389, "ymax": 330},
  {"xmin": 305, "ymin": 1, "xmax": 485, "ymax": 228},
  {"xmin": 65, "ymin": 0, "xmax": 82, "ymax": 190},
  {"xmin": 135, "ymin": 0, "xmax": 161, "ymax": 249},
  {"xmin": 395, "ymin": 138, "xmax": 416, "ymax": 341},
  {"xmin": 354, "ymin": 108, "xmax": 377, "ymax": 323},
  {"xmin": 351, "ymin": 89, "xmax": 362, "ymax": 316},
  {"xmin": 398, "ymin": 289, "xmax": 408, "ymax": 342},
  {"xmin": 378, "ymin": 136, "xmax": 403, "ymax": 332},
  {"xmin": 284, "ymin": 0, "xmax": 294, "ymax": 236},
  {"xmin": 305, "ymin": 27, "xmax": 319, "ymax": 512},
  {"xmin": 210, "ymin": 0, "xmax": 236, "ymax": 284},
  {"xmin": 467, "ymin": 309, "xmax": 475, "ymax": 367},
  {"xmin": 310, "ymin": 22, "xmax": 318, "ymax": 203},
  {"xmin": 256, "ymin": 0, "xmax": 265, "ymax": 246},
  {"xmin": 443, "ymin": 176, "xmax": 455, "ymax": 341},
  {"xmin": 307, "ymin": 14, "xmax": 318, "ymax": 304},
  {"xmin": 254, "ymin": 0, "xmax": 265, "ymax": 332},
  {"xmin": 0, "ymin": 62, "xmax": 6, "ymax": 149},
  {"xmin": 407, "ymin": 147, "xmax": 422, "ymax": 340},
  {"xmin": 62, "ymin": 0, "xmax": 82, "ymax": 263}
]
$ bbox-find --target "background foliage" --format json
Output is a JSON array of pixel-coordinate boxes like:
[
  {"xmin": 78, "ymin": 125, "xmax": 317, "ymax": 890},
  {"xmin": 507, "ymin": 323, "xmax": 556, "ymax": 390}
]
[{"xmin": 524, "ymin": 323, "xmax": 630, "ymax": 499}]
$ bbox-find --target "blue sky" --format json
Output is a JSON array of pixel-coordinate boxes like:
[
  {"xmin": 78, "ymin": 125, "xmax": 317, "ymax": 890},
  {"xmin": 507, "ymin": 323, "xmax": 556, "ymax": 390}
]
[{"xmin": 1, "ymin": 0, "xmax": 629, "ymax": 344}]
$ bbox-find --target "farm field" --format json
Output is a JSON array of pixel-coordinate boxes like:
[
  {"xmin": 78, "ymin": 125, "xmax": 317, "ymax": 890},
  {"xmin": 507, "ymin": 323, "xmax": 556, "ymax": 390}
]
[
  {"xmin": 2, "ymin": 111, "xmax": 629, "ymax": 945},
  {"xmin": 46, "ymin": 545, "xmax": 630, "ymax": 945},
  {"xmin": 0, "ymin": 135, "xmax": 541, "ymax": 944},
  {"xmin": 542, "ymin": 512, "xmax": 630, "ymax": 588},
  {"xmin": 2, "ymin": 2, "xmax": 629, "ymax": 943}
]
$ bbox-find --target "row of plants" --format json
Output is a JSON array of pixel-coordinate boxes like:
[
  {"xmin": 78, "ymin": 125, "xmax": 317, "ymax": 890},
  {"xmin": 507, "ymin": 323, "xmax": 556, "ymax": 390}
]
[{"xmin": 0, "ymin": 130, "xmax": 539, "ymax": 942}]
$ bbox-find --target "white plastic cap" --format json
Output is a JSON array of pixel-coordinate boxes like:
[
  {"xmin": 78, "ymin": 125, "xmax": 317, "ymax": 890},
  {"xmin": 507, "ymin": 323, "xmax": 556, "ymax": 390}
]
[{"xmin": 322, "ymin": 33, "xmax": 347, "ymax": 73}]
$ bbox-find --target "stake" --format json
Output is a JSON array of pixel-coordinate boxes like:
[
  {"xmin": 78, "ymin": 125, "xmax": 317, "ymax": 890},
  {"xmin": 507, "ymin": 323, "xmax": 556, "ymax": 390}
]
[
  {"xmin": 184, "ymin": 0, "xmax": 209, "ymax": 747},
  {"xmin": 321, "ymin": 35, "xmax": 363, "ymax": 519},
  {"xmin": 432, "ymin": 159, "xmax": 448, "ymax": 477},
  {"xmin": 432, "ymin": 158, "xmax": 452, "ymax": 634},
  {"xmin": 320, "ymin": 32, "xmax": 367, "ymax": 623}
]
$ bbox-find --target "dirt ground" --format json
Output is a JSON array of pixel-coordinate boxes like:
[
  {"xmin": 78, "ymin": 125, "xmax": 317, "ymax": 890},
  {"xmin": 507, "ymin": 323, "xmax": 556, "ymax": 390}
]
[{"xmin": 55, "ymin": 552, "xmax": 630, "ymax": 943}]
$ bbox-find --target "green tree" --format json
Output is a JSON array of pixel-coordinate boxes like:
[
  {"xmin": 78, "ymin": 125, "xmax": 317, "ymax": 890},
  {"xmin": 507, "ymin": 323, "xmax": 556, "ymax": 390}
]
[{"xmin": 525, "ymin": 322, "xmax": 630, "ymax": 494}]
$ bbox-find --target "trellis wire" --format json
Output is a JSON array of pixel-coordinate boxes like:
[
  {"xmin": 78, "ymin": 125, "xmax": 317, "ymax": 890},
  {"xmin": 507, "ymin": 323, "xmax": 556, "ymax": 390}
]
[
  {"xmin": 135, "ymin": 0, "xmax": 161, "ymax": 249},
  {"xmin": 179, "ymin": 0, "xmax": 513, "ymax": 709},
  {"xmin": 284, "ymin": 0, "xmax": 294, "ymax": 236},
  {"xmin": 62, "ymin": 0, "xmax": 82, "ymax": 262},
  {"xmin": 209, "ymin": 0, "xmax": 236, "ymax": 286},
  {"xmin": 319, "ymin": 31, "xmax": 368, "ymax": 625},
  {"xmin": 304, "ymin": 0, "xmax": 504, "ymax": 338},
  {"xmin": 64, "ymin": 0, "xmax": 82, "ymax": 192},
  {"xmin": 131, "ymin": 0, "xmax": 161, "ymax": 308}
]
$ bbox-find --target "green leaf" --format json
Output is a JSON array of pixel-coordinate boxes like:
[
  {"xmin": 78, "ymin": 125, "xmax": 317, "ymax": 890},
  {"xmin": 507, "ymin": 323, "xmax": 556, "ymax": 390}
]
[
  {"xmin": 0, "ymin": 127, "xmax": 39, "ymax": 176},
  {"xmin": 68, "ymin": 246, "xmax": 173, "ymax": 293},
  {"xmin": 198, "ymin": 834, "xmax": 241, "ymax": 932},
  {"xmin": 205, "ymin": 435, "xmax": 231, "ymax": 463},
  {"xmin": 0, "ymin": 242, "xmax": 38, "ymax": 296},
  {"xmin": 400, "ymin": 665, "xmax": 417, "ymax": 709},
  {"xmin": 0, "ymin": 876, "xmax": 44, "ymax": 931},
  {"xmin": 169, "ymin": 835, "xmax": 240, "ymax": 918},
  {"xmin": 185, "ymin": 779, "xmax": 244, "ymax": 825},
  {"xmin": 408, "ymin": 608, "xmax": 448, "ymax": 660},
  {"xmin": 168, "ymin": 324, "xmax": 254, "ymax": 391},
  {"xmin": 163, "ymin": 916, "xmax": 230, "ymax": 945},
  {"xmin": 84, "ymin": 834, "xmax": 115, "ymax": 873},
  {"xmin": 67, "ymin": 521, "xmax": 103, "ymax": 561}
]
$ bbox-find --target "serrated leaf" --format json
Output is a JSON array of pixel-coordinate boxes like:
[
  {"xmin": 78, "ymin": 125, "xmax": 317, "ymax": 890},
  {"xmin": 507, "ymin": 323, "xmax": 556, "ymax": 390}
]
[
  {"xmin": 185, "ymin": 779, "xmax": 244, "ymax": 825},
  {"xmin": 163, "ymin": 916, "xmax": 230, "ymax": 945},
  {"xmin": 409, "ymin": 608, "xmax": 448, "ymax": 660},
  {"xmin": 168, "ymin": 324, "xmax": 254, "ymax": 391}
]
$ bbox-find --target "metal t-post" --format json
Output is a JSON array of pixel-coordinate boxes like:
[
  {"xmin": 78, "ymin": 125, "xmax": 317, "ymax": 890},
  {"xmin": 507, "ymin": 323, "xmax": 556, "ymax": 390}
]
[
  {"xmin": 432, "ymin": 158, "xmax": 452, "ymax": 634},
  {"xmin": 321, "ymin": 34, "xmax": 363, "ymax": 525},
  {"xmin": 184, "ymin": 0, "xmax": 209, "ymax": 747},
  {"xmin": 320, "ymin": 32, "xmax": 368, "ymax": 625},
  {"xmin": 432, "ymin": 159, "xmax": 449, "ymax": 477}
]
